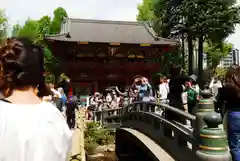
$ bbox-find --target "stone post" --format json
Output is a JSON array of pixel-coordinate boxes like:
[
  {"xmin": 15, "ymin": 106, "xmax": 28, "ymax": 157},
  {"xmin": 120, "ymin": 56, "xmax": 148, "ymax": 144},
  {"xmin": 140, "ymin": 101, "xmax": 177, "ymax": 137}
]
[
  {"xmin": 196, "ymin": 112, "xmax": 231, "ymax": 161},
  {"xmin": 195, "ymin": 87, "xmax": 215, "ymax": 147}
]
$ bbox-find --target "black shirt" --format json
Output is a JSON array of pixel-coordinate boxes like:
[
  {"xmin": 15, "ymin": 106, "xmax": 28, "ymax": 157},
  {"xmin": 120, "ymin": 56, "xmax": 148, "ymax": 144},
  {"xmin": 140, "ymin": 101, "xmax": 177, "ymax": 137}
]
[{"xmin": 168, "ymin": 76, "xmax": 189, "ymax": 105}]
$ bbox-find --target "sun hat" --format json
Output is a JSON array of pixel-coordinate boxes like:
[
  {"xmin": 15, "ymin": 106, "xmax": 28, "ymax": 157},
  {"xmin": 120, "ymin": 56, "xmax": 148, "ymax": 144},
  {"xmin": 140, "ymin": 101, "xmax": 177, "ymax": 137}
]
[{"xmin": 189, "ymin": 74, "xmax": 197, "ymax": 82}]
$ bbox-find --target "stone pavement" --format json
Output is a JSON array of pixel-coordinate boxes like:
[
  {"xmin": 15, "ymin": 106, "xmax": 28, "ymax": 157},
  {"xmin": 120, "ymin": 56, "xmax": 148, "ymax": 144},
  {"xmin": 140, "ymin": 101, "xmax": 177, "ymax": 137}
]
[{"xmin": 68, "ymin": 109, "xmax": 86, "ymax": 161}]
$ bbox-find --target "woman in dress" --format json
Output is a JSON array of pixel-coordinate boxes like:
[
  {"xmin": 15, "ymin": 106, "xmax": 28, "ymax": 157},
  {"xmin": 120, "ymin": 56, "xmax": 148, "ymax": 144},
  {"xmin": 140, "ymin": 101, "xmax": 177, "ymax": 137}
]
[{"xmin": 0, "ymin": 37, "xmax": 72, "ymax": 161}]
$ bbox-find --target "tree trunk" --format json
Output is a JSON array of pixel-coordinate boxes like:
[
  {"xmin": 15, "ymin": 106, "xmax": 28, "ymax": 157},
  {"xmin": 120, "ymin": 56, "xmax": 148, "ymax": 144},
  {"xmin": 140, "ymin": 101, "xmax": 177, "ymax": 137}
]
[
  {"xmin": 198, "ymin": 37, "xmax": 204, "ymax": 88},
  {"xmin": 54, "ymin": 70, "xmax": 61, "ymax": 85},
  {"xmin": 181, "ymin": 33, "xmax": 185, "ymax": 68},
  {"xmin": 187, "ymin": 34, "xmax": 193, "ymax": 75}
]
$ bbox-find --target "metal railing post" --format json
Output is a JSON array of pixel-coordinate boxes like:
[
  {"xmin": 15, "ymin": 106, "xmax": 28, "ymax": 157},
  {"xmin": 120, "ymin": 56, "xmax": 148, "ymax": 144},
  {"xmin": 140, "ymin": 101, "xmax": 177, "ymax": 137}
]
[
  {"xmin": 196, "ymin": 113, "xmax": 231, "ymax": 161},
  {"xmin": 195, "ymin": 88, "xmax": 215, "ymax": 148}
]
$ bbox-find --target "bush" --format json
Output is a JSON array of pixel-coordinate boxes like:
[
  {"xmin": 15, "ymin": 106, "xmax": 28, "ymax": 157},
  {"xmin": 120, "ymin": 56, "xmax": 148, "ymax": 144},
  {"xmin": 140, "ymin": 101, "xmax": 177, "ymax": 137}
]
[
  {"xmin": 105, "ymin": 134, "xmax": 115, "ymax": 144},
  {"xmin": 85, "ymin": 140, "xmax": 98, "ymax": 155},
  {"xmin": 84, "ymin": 122, "xmax": 115, "ymax": 147},
  {"xmin": 86, "ymin": 122, "xmax": 101, "ymax": 130}
]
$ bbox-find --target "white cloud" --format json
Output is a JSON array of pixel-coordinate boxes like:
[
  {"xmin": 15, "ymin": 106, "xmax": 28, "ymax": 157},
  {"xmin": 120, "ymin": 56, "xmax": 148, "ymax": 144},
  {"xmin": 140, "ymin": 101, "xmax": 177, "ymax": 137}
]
[{"xmin": 1, "ymin": 0, "xmax": 240, "ymax": 49}]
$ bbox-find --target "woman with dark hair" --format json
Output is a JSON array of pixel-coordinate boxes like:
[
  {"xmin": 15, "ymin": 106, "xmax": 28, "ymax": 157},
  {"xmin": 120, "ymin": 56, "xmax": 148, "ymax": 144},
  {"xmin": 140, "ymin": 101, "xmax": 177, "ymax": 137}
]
[
  {"xmin": 0, "ymin": 38, "xmax": 71, "ymax": 161},
  {"xmin": 166, "ymin": 65, "xmax": 189, "ymax": 145},
  {"xmin": 168, "ymin": 66, "xmax": 189, "ymax": 115},
  {"xmin": 223, "ymin": 65, "xmax": 240, "ymax": 161}
]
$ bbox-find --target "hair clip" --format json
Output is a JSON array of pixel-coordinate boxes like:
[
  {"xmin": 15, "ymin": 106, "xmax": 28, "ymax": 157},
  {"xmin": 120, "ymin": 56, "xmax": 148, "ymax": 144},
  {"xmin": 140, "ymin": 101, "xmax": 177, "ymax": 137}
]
[{"xmin": 17, "ymin": 72, "xmax": 25, "ymax": 79}]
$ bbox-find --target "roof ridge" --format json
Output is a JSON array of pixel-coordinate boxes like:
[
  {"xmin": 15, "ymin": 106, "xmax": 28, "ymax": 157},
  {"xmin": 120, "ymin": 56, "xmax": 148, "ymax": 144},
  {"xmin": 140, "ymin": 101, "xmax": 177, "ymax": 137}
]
[
  {"xmin": 143, "ymin": 22, "xmax": 159, "ymax": 41},
  {"xmin": 66, "ymin": 18, "xmax": 146, "ymax": 26},
  {"xmin": 144, "ymin": 22, "xmax": 178, "ymax": 43},
  {"xmin": 45, "ymin": 33, "xmax": 68, "ymax": 37},
  {"xmin": 45, "ymin": 18, "xmax": 178, "ymax": 45}
]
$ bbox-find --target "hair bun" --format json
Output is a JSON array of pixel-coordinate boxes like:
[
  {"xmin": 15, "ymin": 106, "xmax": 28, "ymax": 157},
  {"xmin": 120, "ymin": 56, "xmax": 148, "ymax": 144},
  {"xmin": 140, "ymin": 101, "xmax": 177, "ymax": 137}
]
[{"xmin": 0, "ymin": 37, "xmax": 45, "ymax": 97}]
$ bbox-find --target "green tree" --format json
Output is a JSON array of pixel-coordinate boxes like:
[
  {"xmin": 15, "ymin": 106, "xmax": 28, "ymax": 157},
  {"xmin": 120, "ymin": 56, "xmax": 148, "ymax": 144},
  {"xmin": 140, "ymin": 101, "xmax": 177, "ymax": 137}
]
[
  {"xmin": 137, "ymin": 0, "xmax": 188, "ymax": 70},
  {"xmin": 204, "ymin": 41, "xmax": 233, "ymax": 70},
  {"xmin": 214, "ymin": 67, "xmax": 227, "ymax": 78},
  {"xmin": 137, "ymin": 0, "xmax": 173, "ymax": 37},
  {"xmin": 136, "ymin": 0, "xmax": 154, "ymax": 21},
  {"xmin": 44, "ymin": 47, "xmax": 59, "ymax": 83},
  {"xmin": 36, "ymin": 15, "xmax": 58, "ymax": 83},
  {"xmin": 36, "ymin": 16, "xmax": 51, "ymax": 42},
  {"xmin": 18, "ymin": 19, "xmax": 38, "ymax": 41},
  {"xmin": 50, "ymin": 7, "xmax": 68, "ymax": 34},
  {"xmin": 138, "ymin": 0, "xmax": 240, "ymax": 80},
  {"xmin": 17, "ymin": 15, "xmax": 51, "ymax": 43},
  {"xmin": 12, "ymin": 24, "xmax": 21, "ymax": 37},
  {"xmin": 137, "ymin": 0, "xmax": 183, "ymax": 70},
  {"xmin": 183, "ymin": 0, "xmax": 240, "ymax": 81},
  {"xmin": 12, "ymin": 7, "xmax": 68, "ymax": 83},
  {"xmin": 0, "ymin": 9, "xmax": 8, "ymax": 43}
]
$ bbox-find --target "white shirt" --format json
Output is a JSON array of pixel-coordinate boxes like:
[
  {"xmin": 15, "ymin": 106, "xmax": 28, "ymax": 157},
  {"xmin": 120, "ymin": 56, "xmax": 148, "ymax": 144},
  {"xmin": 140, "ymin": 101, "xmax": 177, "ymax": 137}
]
[
  {"xmin": 0, "ymin": 101, "xmax": 72, "ymax": 161},
  {"xmin": 181, "ymin": 85, "xmax": 188, "ymax": 104},
  {"xmin": 158, "ymin": 83, "xmax": 169, "ymax": 100},
  {"xmin": 209, "ymin": 78, "xmax": 222, "ymax": 89},
  {"xmin": 209, "ymin": 78, "xmax": 222, "ymax": 101}
]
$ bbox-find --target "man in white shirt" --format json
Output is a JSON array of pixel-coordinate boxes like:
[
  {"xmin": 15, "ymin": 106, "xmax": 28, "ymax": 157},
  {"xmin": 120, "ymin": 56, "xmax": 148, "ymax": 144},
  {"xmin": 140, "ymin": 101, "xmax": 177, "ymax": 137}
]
[
  {"xmin": 209, "ymin": 77, "xmax": 222, "ymax": 100},
  {"xmin": 209, "ymin": 77, "xmax": 222, "ymax": 112}
]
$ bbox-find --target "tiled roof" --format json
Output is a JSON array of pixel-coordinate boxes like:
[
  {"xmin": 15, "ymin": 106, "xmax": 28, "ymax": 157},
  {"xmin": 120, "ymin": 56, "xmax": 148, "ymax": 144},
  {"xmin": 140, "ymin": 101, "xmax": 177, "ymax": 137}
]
[{"xmin": 45, "ymin": 18, "xmax": 178, "ymax": 45}]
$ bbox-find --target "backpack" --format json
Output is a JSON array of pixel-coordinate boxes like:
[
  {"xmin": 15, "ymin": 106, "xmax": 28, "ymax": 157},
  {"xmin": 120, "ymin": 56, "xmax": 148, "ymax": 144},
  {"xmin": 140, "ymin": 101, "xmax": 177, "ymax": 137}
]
[{"xmin": 187, "ymin": 88, "xmax": 197, "ymax": 104}]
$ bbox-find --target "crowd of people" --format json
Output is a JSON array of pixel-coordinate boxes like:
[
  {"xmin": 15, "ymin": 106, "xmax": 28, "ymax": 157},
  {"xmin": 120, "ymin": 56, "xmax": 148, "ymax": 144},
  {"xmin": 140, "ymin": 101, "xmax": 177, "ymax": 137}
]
[
  {"xmin": 0, "ymin": 37, "xmax": 240, "ymax": 161},
  {"xmin": 85, "ymin": 66, "xmax": 240, "ymax": 160},
  {"xmin": 86, "ymin": 76, "xmax": 155, "ymax": 119},
  {"xmin": 87, "ymin": 72, "xmax": 202, "ymax": 118}
]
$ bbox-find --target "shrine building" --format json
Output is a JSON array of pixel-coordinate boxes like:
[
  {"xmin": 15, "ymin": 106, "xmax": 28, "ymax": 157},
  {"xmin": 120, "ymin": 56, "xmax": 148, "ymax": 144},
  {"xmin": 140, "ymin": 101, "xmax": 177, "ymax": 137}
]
[{"xmin": 45, "ymin": 18, "xmax": 178, "ymax": 95}]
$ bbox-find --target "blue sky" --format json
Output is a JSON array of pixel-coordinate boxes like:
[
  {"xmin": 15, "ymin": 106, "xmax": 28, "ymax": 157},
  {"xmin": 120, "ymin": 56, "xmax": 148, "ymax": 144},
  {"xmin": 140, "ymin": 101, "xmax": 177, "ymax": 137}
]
[{"xmin": 1, "ymin": 0, "xmax": 240, "ymax": 49}]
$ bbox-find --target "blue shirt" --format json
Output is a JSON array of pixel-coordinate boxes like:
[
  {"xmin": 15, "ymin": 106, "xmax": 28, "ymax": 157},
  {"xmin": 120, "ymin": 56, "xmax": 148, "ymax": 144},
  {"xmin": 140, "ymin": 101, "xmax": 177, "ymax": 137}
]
[{"xmin": 136, "ymin": 84, "xmax": 152, "ymax": 101}]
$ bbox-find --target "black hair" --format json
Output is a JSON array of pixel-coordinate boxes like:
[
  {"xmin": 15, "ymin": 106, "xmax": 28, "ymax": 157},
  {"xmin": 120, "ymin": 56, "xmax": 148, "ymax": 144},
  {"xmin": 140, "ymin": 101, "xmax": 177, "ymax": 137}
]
[{"xmin": 0, "ymin": 37, "xmax": 45, "ymax": 97}]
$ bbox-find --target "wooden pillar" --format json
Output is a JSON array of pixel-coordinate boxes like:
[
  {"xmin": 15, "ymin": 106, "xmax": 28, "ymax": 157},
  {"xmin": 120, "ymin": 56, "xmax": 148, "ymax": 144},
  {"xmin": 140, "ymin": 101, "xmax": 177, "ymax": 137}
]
[
  {"xmin": 93, "ymin": 80, "xmax": 98, "ymax": 93},
  {"xmin": 68, "ymin": 82, "xmax": 73, "ymax": 101}
]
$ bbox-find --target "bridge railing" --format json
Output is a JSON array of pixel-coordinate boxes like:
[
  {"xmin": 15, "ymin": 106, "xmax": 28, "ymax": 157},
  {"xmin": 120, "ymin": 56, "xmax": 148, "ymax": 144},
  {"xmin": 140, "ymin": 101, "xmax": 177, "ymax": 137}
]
[
  {"xmin": 92, "ymin": 99, "xmax": 230, "ymax": 161},
  {"xmin": 122, "ymin": 101, "xmax": 197, "ymax": 161},
  {"xmin": 93, "ymin": 108, "xmax": 122, "ymax": 128},
  {"xmin": 92, "ymin": 101, "xmax": 197, "ymax": 159}
]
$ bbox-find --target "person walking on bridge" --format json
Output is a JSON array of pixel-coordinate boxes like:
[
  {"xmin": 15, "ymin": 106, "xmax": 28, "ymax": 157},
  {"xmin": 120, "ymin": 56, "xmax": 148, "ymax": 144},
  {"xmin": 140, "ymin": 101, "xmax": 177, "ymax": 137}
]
[
  {"xmin": 167, "ymin": 66, "xmax": 189, "ymax": 119},
  {"xmin": 166, "ymin": 66, "xmax": 189, "ymax": 146}
]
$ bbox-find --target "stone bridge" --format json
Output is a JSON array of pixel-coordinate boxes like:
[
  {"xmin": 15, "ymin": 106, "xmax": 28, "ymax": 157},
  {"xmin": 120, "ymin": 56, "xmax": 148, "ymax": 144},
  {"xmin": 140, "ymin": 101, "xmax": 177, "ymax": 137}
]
[{"xmin": 94, "ymin": 101, "xmax": 232, "ymax": 161}]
